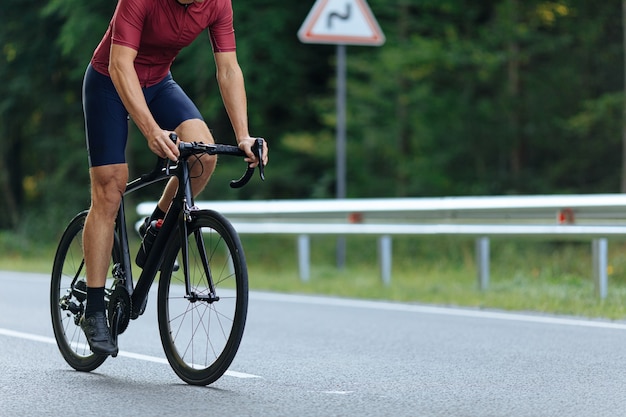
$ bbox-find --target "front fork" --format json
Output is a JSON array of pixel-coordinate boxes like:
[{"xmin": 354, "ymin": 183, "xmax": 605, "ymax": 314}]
[{"xmin": 179, "ymin": 206, "xmax": 219, "ymax": 303}]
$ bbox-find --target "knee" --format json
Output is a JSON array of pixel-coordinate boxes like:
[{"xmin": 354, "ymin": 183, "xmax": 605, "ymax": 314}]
[
  {"xmin": 190, "ymin": 154, "xmax": 217, "ymax": 179},
  {"xmin": 89, "ymin": 167, "xmax": 127, "ymax": 217},
  {"xmin": 175, "ymin": 119, "xmax": 213, "ymax": 144},
  {"xmin": 91, "ymin": 184, "xmax": 124, "ymax": 217}
]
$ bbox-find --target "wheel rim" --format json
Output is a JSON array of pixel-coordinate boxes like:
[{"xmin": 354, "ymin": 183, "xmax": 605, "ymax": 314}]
[
  {"xmin": 159, "ymin": 212, "xmax": 248, "ymax": 385},
  {"xmin": 50, "ymin": 212, "xmax": 114, "ymax": 370}
]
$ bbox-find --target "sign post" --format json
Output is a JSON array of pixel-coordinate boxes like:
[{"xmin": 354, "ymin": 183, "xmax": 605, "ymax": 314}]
[{"xmin": 298, "ymin": 0, "xmax": 385, "ymax": 267}]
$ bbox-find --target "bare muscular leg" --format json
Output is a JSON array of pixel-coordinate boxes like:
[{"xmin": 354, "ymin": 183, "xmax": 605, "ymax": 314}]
[
  {"xmin": 83, "ymin": 163, "xmax": 128, "ymax": 288},
  {"xmin": 81, "ymin": 163, "xmax": 127, "ymax": 355}
]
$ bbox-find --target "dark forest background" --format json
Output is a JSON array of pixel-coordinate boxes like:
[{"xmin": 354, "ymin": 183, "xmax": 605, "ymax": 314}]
[{"xmin": 1, "ymin": 0, "xmax": 625, "ymax": 240}]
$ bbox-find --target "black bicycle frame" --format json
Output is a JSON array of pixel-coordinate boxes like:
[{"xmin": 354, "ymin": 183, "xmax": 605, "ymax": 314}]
[
  {"xmin": 111, "ymin": 157, "xmax": 195, "ymax": 318},
  {"xmin": 112, "ymin": 138, "xmax": 264, "ymax": 318}
]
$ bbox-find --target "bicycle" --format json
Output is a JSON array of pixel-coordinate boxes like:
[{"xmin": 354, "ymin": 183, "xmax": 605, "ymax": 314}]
[{"xmin": 50, "ymin": 135, "xmax": 265, "ymax": 385}]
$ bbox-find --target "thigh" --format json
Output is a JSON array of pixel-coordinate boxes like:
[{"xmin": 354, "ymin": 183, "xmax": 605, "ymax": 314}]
[
  {"xmin": 175, "ymin": 119, "xmax": 217, "ymax": 178},
  {"xmin": 146, "ymin": 74, "xmax": 204, "ymax": 132},
  {"xmin": 82, "ymin": 65, "xmax": 129, "ymax": 167},
  {"xmin": 175, "ymin": 118, "xmax": 215, "ymax": 144}
]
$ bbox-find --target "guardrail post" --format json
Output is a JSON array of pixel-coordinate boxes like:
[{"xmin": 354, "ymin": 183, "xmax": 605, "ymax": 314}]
[
  {"xmin": 378, "ymin": 235, "xmax": 392, "ymax": 286},
  {"xmin": 476, "ymin": 237, "xmax": 490, "ymax": 291},
  {"xmin": 592, "ymin": 238, "xmax": 608, "ymax": 299},
  {"xmin": 298, "ymin": 234, "xmax": 311, "ymax": 282}
]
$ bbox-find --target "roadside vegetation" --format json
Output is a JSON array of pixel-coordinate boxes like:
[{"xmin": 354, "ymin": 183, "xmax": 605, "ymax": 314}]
[
  {"xmin": 2, "ymin": 1, "xmax": 625, "ymax": 322},
  {"xmin": 4, "ymin": 232, "xmax": 626, "ymax": 320}
]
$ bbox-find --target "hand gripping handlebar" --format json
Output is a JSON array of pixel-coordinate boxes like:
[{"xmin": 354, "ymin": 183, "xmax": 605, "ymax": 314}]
[{"xmin": 169, "ymin": 133, "xmax": 265, "ymax": 188}]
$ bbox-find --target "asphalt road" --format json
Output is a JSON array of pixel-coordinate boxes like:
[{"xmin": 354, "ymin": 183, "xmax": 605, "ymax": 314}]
[{"xmin": 2, "ymin": 270, "xmax": 626, "ymax": 416}]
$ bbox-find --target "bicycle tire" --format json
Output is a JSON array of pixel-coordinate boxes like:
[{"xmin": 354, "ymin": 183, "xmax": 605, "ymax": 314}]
[
  {"xmin": 50, "ymin": 210, "xmax": 117, "ymax": 371},
  {"xmin": 157, "ymin": 210, "xmax": 248, "ymax": 385}
]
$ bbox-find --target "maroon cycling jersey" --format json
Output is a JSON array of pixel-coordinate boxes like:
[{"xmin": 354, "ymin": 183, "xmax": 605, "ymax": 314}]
[{"xmin": 91, "ymin": 0, "xmax": 236, "ymax": 87}]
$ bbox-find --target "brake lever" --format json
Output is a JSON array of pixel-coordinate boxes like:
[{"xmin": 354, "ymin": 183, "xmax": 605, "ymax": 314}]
[
  {"xmin": 255, "ymin": 138, "xmax": 266, "ymax": 181},
  {"xmin": 166, "ymin": 132, "xmax": 181, "ymax": 175},
  {"xmin": 229, "ymin": 138, "xmax": 266, "ymax": 188}
]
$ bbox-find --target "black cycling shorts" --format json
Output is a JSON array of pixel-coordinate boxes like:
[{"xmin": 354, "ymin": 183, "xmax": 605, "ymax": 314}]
[{"xmin": 82, "ymin": 64, "xmax": 203, "ymax": 167}]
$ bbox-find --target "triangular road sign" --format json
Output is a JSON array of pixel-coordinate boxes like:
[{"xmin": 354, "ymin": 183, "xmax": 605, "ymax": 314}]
[{"xmin": 298, "ymin": 0, "xmax": 385, "ymax": 46}]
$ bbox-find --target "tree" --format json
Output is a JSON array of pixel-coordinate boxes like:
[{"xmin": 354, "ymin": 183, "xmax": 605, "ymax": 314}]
[
  {"xmin": 1, "ymin": 0, "xmax": 625, "ymax": 239},
  {"xmin": 0, "ymin": 0, "xmax": 88, "ymax": 231},
  {"xmin": 344, "ymin": 0, "xmax": 623, "ymax": 196}
]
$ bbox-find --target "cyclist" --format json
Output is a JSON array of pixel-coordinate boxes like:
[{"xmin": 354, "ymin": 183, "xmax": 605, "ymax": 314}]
[{"xmin": 81, "ymin": 0, "xmax": 268, "ymax": 355}]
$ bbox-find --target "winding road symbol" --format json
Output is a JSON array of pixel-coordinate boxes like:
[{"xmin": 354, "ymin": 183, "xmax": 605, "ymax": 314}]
[
  {"xmin": 327, "ymin": 4, "xmax": 351, "ymax": 29},
  {"xmin": 298, "ymin": 0, "xmax": 385, "ymax": 46}
]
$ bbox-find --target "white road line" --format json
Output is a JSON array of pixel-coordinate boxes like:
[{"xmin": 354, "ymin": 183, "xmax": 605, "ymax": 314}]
[
  {"xmin": 0, "ymin": 328, "xmax": 261, "ymax": 379},
  {"xmin": 250, "ymin": 291, "xmax": 626, "ymax": 330},
  {"xmin": 0, "ymin": 328, "xmax": 52, "ymax": 344},
  {"xmin": 320, "ymin": 390, "xmax": 354, "ymax": 395}
]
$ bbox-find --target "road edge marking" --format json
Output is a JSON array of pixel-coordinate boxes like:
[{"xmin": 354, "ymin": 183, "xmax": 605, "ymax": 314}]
[{"xmin": 0, "ymin": 328, "xmax": 261, "ymax": 379}]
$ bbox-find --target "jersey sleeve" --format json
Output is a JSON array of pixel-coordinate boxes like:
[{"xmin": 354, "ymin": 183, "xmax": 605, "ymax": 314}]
[
  {"xmin": 209, "ymin": 1, "xmax": 236, "ymax": 52},
  {"xmin": 111, "ymin": 0, "xmax": 147, "ymax": 51}
]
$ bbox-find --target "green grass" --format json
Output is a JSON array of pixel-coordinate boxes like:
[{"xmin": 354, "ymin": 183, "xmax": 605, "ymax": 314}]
[
  {"xmin": 241, "ymin": 235, "xmax": 626, "ymax": 320},
  {"xmin": 3, "ymin": 231, "xmax": 626, "ymax": 320}
]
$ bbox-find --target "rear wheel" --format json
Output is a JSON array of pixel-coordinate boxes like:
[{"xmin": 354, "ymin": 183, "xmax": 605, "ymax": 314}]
[
  {"xmin": 157, "ymin": 210, "xmax": 248, "ymax": 385},
  {"xmin": 50, "ymin": 210, "xmax": 118, "ymax": 371}
]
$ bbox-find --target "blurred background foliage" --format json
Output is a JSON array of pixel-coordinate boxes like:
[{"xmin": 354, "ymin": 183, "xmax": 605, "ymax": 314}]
[{"xmin": 1, "ymin": 0, "xmax": 624, "ymax": 240}]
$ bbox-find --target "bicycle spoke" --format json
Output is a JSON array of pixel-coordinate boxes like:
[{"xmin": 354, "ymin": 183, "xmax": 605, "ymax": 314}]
[
  {"xmin": 158, "ymin": 210, "xmax": 248, "ymax": 385},
  {"xmin": 51, "ymin": 211, "xmax": 110, "ymax": 371}
]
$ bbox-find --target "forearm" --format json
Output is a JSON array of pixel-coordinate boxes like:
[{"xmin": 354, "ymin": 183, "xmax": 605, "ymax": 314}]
[
  {"xmin": 215, "ymin": 53, "xmax": 268, "ymax": 167},
  {"xmin": 217, "ymin": 64, "xmax": 251, "ymax": 143}
]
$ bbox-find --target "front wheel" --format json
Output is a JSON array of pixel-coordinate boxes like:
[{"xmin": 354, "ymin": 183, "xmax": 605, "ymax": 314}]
[{"xmin": 157, "ymin": 210, "xmax": 248, "ymax": 385}]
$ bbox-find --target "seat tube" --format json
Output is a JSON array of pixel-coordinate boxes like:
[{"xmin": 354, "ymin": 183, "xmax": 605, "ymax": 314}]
[{"xmin": 116, "ymin": 198, "xmax": 134, "ymax": 294}]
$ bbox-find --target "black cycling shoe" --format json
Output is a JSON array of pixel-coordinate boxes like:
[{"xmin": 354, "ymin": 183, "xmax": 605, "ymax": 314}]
[{"xmin": 80, "ymin": 312, "xmax": 118, "ymax": 356}]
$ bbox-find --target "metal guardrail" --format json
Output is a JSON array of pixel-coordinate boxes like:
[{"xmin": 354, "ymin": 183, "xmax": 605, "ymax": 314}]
[{"xmin": 137, "ymin": 194, "xmax": 626, "ymax": 298}]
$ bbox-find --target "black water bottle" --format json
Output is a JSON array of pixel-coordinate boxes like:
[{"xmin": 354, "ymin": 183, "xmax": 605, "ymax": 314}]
[{"xmin": 136, "ymin": 219, "xmax": 162, "ymax": 268}]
